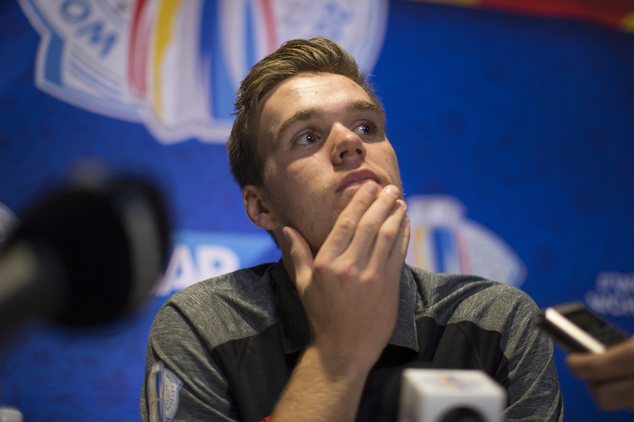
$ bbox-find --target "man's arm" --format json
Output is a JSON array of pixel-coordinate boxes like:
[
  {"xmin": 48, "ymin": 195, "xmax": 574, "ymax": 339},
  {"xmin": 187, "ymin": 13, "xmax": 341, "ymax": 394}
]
[
  {"xmin": 140, "ymin": 303, "xmax": 238, "ymax": 421},
  {"xmin": 482, "ymin": 287, "xmax": 563, "ymax": 422},
  {"xmin": 270, "ymin": 182, "xmax": 410, "ymax": 421},
  {"xmin": 566, "ymin": 337, "xmax": 634, "ymax": 412}
]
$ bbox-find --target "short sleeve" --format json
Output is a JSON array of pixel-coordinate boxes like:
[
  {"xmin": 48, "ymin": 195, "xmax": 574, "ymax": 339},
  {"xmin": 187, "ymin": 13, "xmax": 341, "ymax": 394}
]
[{"xmin": 140, "ymin": 303, "xmax": 239, "ymax": 421}]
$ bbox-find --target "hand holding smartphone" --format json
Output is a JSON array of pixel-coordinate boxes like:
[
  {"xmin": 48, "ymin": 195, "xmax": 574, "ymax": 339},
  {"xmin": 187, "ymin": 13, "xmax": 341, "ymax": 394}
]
[
  {"xmin": 536, "ymin": 302, "xmax": 628, "ymax": 353},
  {"xmin": 538, "ymin": 302, "xmax": 634, "ymax": 412}
]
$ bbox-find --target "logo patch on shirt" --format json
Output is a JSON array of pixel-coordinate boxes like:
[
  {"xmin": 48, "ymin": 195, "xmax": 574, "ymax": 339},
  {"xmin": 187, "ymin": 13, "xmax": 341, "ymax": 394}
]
[{"xmin": 148, "ymin": 361, "xmax": 183, "ymax": 422}]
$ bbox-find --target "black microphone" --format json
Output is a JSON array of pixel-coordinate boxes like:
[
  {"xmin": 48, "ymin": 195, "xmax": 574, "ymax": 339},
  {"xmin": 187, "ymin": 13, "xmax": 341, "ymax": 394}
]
[{"xmin": 0, "ymin": 174, "xmax": 170, "ymax": 338}]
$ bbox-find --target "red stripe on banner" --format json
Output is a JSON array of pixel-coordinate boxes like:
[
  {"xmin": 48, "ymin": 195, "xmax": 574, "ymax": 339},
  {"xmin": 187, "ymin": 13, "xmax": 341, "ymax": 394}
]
[
  {"xmin": 128, "ymin": 0, "xmax": 149, "ymax": 97},
  {"xmin": 260, "ymin": 0, "xmax": 278, "ymax": 53},
  {"xmin": 455, "ymin": 231, "xmax": 471, "ymax": 275},
  {"xmin": 481, "ymin": 0, "xmax": 632, "ymax": 31},
  {"xmin": 414, "ymin": 0, "xmax": 634, "ymax": 32}
]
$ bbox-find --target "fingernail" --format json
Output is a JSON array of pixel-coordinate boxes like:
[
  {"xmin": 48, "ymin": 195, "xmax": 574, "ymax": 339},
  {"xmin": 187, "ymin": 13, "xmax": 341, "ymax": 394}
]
[
  {"xmin": 365, "ymin": 181, "xmax": 380, "ymax": 194},
  {"xmin": 282, "ymin": 226, "xmax": 292, "ymax": 243},
  {"xmin": 385, "ymin": 185, "xmax": 400, "ymax": 197}
]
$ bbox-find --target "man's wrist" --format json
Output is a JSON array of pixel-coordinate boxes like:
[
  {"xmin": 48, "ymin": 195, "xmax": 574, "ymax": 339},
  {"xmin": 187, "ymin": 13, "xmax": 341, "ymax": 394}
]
[
  {"xmin": 306, "ymin": 339, "xmax": 376, "ymax": 383},
  {"xmin": 269, "ymin": 342, "xmax": 372, "ymax": 422}
]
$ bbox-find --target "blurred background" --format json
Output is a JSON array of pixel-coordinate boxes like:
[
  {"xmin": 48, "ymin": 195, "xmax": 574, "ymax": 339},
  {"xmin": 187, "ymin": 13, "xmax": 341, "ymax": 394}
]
[{"xmin": 1, "ymin": 0, "xmax": 633, "ymax": 420}]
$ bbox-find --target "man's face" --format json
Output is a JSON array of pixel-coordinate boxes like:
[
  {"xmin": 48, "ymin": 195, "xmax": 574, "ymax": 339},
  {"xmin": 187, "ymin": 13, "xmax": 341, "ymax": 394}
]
[{"xmin": 245, "ymin": 72, "xmax": 402, "ymax": 251}]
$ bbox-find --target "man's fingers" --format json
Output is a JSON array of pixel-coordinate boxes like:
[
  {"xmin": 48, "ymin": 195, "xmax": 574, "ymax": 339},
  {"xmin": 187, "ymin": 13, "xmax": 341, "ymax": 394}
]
[
  {"xmin": 322, "ymin": 181, "xmax": 381, "ymax": 258},
  {"xmin": 366, "ymin": 199, "xmax": 407, "ymax": 274},
  {"xmin": 567, "ymin": 337, "xmax": 634, "ymax": 381},
  {"xmin": 391, "ymin": 210, "xmax": 411, "ymax": 266},
  {"xmin": 384, "ymin": 203, "xmax": 410, "ymax": 279},
  {"xmin": 401, "ymin": 215, "xmax": 411, "ymax": 257},
  {"xmin": 345, "ymin": 185, "xmax": 401, "ymax": 260}
]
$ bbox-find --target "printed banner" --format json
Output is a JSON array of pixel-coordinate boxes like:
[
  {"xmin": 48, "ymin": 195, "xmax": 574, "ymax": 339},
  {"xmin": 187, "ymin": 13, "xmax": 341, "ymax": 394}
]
[
  {"xmin": 19, "ymin": 0, "xmax": 388, "ymax": 143},
  {"xmin": 1, "ymin": 1, "xmax": 633, "ymax": 421}
]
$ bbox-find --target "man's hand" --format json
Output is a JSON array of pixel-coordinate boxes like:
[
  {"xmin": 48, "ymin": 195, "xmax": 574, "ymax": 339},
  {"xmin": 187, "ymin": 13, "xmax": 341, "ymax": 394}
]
[
  {"xmin": 566, "ymin": 337, "xmax": 634, "ymax": 412},
  {"xmin": 283, "ymin": 181, "xmax": 409, "ymax": 369},
  {"xmin": 271, "ymin": 181, "xmax": 410, "ymax": 421}
]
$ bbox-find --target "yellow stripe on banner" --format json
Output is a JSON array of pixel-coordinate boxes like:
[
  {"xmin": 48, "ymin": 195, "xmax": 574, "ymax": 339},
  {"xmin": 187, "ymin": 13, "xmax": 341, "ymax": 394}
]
[
  {"xmin": 152, "ymin": 0, "xmax": 182, "ymax": 117},
  {"xmin": 620, "ymin": 12, "xmax": 634, "ymax": 32},
  {"xmin": 413, "ymin": 225, "xmax": 428, "ymax": 270}
]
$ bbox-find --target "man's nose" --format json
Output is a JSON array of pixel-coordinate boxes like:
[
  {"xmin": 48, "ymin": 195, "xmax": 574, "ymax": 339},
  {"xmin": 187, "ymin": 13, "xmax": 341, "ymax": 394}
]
[{"xmin": 330, "ymin": 123, "xmax": 366, "ymax": 165}]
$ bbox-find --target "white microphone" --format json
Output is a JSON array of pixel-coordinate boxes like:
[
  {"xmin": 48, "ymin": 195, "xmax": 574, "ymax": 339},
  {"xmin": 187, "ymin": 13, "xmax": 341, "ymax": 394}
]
[{"xmin": 398, "ymin": 369, "xmax": 506, "ymax": 422}]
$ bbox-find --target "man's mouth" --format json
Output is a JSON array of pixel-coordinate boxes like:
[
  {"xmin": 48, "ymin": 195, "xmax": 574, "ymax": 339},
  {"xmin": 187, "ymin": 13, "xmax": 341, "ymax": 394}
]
[{"xmin": 336, "ymin": 169, "xmax": 380, "ymax": 192}]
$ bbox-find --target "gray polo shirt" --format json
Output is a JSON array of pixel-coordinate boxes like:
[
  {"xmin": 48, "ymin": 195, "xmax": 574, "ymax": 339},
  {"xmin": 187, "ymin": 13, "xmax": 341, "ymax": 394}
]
[{"xmin": 141, "ymin": 262, "xmax": 562, "ymax": 421}]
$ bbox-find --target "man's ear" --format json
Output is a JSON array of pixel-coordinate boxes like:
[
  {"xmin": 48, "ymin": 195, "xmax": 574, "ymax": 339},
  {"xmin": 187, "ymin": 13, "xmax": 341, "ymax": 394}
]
[{"xmin": 242, "ymin": 185, "xmax": 279, "ymax": 230}]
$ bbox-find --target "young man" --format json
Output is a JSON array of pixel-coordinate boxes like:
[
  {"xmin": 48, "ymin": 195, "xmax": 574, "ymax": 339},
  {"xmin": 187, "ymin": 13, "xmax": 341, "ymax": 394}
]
[{"xmin": 141, "ymin": 37, "xmax": 562, "ymax": 421}]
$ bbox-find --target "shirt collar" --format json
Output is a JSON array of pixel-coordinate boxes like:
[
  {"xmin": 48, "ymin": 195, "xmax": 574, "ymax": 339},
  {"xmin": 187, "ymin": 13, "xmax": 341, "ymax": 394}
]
[{"xmin": 268, "ymin": 261, "xmax": 421, "ymax": 355}]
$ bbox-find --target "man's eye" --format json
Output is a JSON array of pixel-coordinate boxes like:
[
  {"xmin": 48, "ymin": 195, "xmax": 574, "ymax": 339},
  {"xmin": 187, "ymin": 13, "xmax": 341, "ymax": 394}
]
[
  {"xmin": 354, "ymin": 122, "xmax": 377, "ymax": 137},
  {"xmin": 295, "ymin": 131, "xmax": 321, "ymax": 145}
]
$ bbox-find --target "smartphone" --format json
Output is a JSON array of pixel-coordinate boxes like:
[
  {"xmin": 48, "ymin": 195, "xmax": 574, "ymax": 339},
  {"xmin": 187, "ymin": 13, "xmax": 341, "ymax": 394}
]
[{"xmin": 536, "ymin": 302, "xmax": 628, "ymax": 353}]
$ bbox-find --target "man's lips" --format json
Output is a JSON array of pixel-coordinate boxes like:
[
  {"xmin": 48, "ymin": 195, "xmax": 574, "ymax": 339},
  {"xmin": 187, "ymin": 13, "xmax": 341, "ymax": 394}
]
[{"xmin": 337, "ymin": 169, "xmax": 380, "ymax": 192}]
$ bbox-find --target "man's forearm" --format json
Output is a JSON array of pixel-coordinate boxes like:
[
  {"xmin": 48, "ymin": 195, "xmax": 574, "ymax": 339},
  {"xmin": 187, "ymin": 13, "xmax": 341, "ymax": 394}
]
[
  {"xmin": 270, "ymin": 344, "xmax": 371, "ymax": 422},
  {"xmin": 271, "ymin": 183, "xmax": 409, "ymax": 421}
]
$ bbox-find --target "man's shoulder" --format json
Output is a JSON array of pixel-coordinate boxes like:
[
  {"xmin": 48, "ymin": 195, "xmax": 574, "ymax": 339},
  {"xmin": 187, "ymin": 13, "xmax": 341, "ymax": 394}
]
[
  {"xmin": 151, "ymin": 263, "xmax": 280, "ymax": 348},
  {"xmin": 407, "ymin": 266, "xmax": 538, "ymax": 329},
  {"xmin": 168, "ymin": 262, "xmax": 274, "ymax": 307},
  {"xmin": 408, "ymin": 265, "xmax": 529, "ymax": 298}
]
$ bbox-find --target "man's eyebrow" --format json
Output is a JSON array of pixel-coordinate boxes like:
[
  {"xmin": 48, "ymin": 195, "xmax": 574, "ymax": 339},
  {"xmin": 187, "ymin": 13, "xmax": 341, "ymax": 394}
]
[
  {"xmin": 349, "ymin": 100, "xmax": 383, "ymax": 116},
  {"xmin": 276, "ymin": 108, "xmax": 322, "ymax": 142}
]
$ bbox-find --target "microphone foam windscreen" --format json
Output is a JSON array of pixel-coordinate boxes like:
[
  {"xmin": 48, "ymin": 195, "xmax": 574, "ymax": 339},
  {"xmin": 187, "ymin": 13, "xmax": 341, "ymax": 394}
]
[{"xmin": 13, "ymin": 177, "xmax": 170, "ymax": 326}]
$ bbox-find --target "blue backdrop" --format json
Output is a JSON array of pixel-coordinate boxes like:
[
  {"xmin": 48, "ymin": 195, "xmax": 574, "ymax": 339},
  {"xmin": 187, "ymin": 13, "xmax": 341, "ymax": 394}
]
[{"xmin": 1, "ymin": 1, "xmax": 633, "ymax": 421}]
